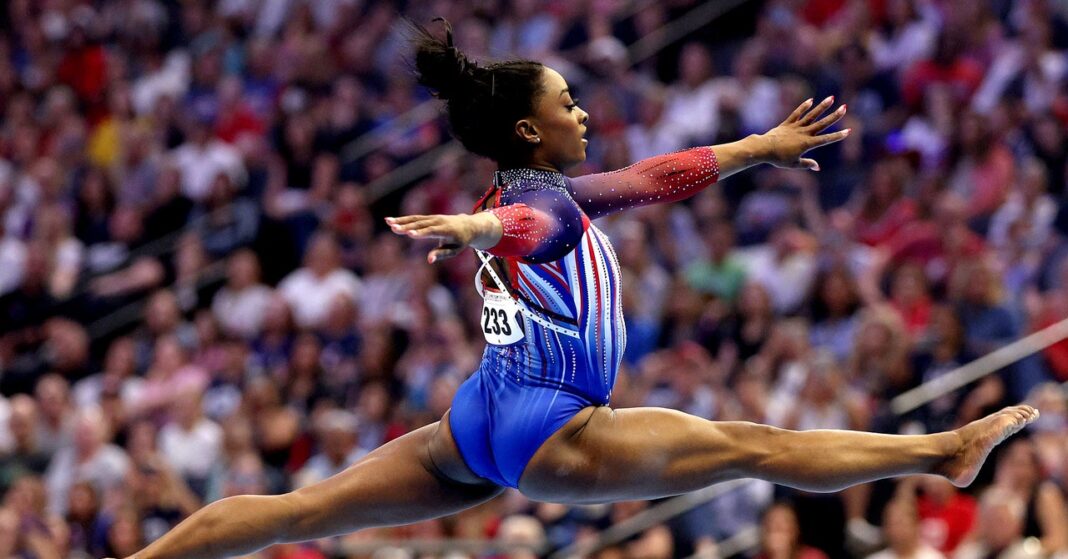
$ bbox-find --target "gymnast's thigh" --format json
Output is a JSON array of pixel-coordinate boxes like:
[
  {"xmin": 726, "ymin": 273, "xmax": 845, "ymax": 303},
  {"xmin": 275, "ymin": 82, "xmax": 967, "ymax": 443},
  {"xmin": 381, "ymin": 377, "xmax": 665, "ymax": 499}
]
[
  {"xmin": 449, "ymin": 371, "xmax": 596, "ymax": 489},
  {"xmin": 518, "ymin": 406, "xmax": 743, "ymax": 504},
  {"xmin": 493, "ymin": 385, "xmax": 593, "ymax": 488},
  {"xmin": 287, "ymin": 421, "xmax": 503, "ymax": 539}
]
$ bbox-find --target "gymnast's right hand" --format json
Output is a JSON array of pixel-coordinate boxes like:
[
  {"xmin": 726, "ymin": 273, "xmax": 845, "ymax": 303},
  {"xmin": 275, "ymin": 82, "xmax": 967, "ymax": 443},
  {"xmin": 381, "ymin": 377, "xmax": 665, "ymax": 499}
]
[{"xmin": 386, "ymin": 212, "xmax": 503, "ymax": 263}]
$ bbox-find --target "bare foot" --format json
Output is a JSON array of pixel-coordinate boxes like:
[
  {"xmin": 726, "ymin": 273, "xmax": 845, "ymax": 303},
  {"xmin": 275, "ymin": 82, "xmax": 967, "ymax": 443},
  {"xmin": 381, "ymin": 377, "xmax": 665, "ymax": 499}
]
[{"xmin": 936, "ymin": 405, "xmax": 1039, "ymax": 487}]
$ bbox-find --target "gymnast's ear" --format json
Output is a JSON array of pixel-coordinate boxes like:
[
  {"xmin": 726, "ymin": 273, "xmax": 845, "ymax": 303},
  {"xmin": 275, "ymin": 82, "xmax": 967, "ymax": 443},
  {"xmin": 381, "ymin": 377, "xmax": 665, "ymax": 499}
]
[{"xmin": 515, "ymin": 119, "xmax": 540, "ymax": 145}]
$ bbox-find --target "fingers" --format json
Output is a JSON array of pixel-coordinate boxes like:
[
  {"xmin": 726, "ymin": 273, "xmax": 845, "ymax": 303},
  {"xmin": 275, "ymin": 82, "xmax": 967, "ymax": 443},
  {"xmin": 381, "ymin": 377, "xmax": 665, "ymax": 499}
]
[
  {"xmin": 405, "ymin": 224, "xmax": 457, "ymax": 240},
  {"xmin": 799, "ymin": 158, "xmax": 820, "ymax": 172},
  {"xmin": 797, "ymin": 95, "xmax": 835, "ymax": 126},
  {"xmin": 387, "ymin": 215, "xmax": 432, "ymax": 226},
  {"xmin": 428, "ymin": 243, "xmax": 465, "ymax": 264},
  {"xmin": 385, "ymin": 216, "xmax": 468, "ymax": 263},
  {"xmin": 785, "ymin": 98, "xmax": 813, "ymax": 124},
  {"xmin": 805, "ymin": 103, "xmax": 847, "ymax": 133},
  {"xmin": 809, "ymin": 128, "xmax": 851, "ymax": 149},
  {"xmin": 386, "ymin": 215, "xmax": 444, "ymax": 235}
]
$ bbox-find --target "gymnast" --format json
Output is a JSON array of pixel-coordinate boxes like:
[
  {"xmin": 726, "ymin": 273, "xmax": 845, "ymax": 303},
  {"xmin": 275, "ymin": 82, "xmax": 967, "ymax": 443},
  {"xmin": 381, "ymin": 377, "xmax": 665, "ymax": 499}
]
[{"xmin": 118, "ymin": 20, "xmax": 1038, "ymax": 559}]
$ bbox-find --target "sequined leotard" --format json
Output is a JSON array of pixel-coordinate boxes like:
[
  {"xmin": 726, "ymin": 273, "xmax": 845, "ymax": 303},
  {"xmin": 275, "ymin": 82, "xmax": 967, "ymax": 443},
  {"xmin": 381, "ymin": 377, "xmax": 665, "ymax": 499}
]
[{"xmin": 448, "ymin": 146, "xmax": 720, "ymax": 487}]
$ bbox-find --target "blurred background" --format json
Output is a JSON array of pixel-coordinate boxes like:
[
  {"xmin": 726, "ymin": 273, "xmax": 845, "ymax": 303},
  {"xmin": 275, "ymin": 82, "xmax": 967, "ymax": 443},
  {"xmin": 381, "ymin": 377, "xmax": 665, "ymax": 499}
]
[{"xmin": 1, "ymin": 0, "xmax": 1068, "ymax": 558}]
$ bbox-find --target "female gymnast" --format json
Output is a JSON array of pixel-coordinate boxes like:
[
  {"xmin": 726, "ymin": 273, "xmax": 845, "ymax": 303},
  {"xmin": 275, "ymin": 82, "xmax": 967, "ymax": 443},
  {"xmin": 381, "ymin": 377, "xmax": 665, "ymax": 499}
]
[{"xmin": 118, "ymin": 21, "xmax": 1038, "ymax": 559}]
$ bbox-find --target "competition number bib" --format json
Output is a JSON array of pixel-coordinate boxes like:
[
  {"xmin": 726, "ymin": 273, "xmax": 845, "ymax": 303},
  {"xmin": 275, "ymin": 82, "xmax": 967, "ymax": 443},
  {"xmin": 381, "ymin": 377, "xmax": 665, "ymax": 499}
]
[{"xmin": 481, "ymin": 290, "xmax": 525, "ymax": 345}]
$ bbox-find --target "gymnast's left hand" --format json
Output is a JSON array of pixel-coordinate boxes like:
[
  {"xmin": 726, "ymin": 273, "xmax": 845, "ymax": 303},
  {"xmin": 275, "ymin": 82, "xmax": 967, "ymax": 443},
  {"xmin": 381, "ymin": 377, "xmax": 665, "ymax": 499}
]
[
  {"xmin": 758, "ymin": 95, "xmax": 850, "ymax": 172},
  {"xmin": 386, "ymin": 212, "xmax": 503, "ymax": 263}
]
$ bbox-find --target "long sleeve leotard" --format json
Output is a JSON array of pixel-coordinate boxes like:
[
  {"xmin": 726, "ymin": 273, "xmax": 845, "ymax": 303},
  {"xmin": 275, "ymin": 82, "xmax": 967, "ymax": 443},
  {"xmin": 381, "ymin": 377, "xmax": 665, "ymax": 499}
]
[
  {"xmin": 475, "ymin": 146, "xmax": 720, "ymax": 401},
  {"xmin": 451, "ymin": 146, "xmax": 721, "ymax": 488}
]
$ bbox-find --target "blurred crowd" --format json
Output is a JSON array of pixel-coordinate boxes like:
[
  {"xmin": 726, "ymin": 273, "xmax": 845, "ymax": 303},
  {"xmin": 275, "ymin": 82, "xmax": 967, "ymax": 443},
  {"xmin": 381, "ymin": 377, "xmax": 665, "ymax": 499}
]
[{"xmin": 1, "ymin": 0, "xmax": 1068, "ymax": 558}]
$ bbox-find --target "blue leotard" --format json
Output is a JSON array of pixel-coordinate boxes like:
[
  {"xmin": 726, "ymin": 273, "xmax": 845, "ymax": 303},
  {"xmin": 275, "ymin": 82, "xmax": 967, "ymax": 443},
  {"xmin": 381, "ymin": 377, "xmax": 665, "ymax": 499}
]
[{"xmin": 449, "ymin": 147, "xmax": 720, "ymax": 488}]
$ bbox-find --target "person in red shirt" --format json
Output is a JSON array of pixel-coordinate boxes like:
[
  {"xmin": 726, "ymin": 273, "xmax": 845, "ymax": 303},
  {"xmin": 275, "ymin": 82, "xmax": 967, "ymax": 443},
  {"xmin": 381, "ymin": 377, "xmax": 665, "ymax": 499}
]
[
  {"xmin": 56, "ymin": 22, "xmax": 108, "ymax": 126},
  {"xmin": 901, "ymin": 33, "xmax": 984, "ymax": 109},
  {"xmin": 851, "ymin": 158, "xmax": 918, "ymax": 248},
  {"xmin": 912, "ymin": 477, "xmax": 978, "ymax": 554}
]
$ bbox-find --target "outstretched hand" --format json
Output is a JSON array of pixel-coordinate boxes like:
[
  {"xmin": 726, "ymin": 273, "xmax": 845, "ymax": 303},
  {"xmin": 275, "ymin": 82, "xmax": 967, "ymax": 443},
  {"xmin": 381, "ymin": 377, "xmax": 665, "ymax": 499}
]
[
  {"xmin": 760, "ymin": 96, "xmax": 849, "ymax": 171},
  {"xmin": 386, "ymin": 213, "xmax": 502, "ymax": 263}
]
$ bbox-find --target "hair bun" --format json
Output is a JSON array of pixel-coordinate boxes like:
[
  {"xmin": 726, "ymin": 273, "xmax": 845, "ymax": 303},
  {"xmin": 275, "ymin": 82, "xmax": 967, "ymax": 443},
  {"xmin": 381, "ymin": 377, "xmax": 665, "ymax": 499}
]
[
  {"xmin": 412, "ymin": 18, "xmax": 480, "ymax": 101},
  {"xmin": 407, "ymin": 16, "xmax": 545, "ymax": 162}
]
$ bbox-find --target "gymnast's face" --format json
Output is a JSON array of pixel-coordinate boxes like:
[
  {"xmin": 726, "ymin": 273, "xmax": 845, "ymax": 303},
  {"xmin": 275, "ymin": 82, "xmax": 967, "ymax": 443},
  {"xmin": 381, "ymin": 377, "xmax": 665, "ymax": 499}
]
[{"xmin": 517, "ymin": 67, "xmax": 589, "ymax": 171}]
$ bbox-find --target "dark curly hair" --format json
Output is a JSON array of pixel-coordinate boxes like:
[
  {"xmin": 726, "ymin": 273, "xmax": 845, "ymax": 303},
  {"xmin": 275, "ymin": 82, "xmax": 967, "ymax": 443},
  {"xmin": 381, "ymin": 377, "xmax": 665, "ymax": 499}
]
[{"xmin": 409, "ymin": 18, "xmax": 546, "ymax": 163}]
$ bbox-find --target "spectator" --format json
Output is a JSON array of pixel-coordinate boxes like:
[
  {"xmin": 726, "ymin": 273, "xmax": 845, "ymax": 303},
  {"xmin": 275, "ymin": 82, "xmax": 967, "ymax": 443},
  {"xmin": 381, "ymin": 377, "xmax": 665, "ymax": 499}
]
[
  {"xmin": 34, "ymin": 374, "xmax": 74, "ymax": 460},
  {"xmin": 278, "ymin": 232, "xmax": 361, "ymax": 330},
  {"xmin": 849, "ymin": 158, "xmax": 918, "ymax": 248},
  {"xmin": 169, "ymin": 111, "xmax": 243, "ymax": 204},
  {"xmin": 189, "ymin": 172, "xmax": 259, "ymax": 258},
  {"xmin": 808, "ymin": 265, "xmax": 863, "ymax": 361},
  {"xmin": 867, "ymin": 0, "xmax": 938, "ymax": 75},
  {"xmin": 912, "ymin": 477, "xmax": 978, "ymax": 555},
  {"xmin": 662, "ymin": 42, "xmax": 721, "ymax": 147},
  {"xmin": 73, "ymin": 336, "xmax": 142, "ymax": 409},
  {"xmin": 65, "ymin": 481, "xmax": 105, "ymax": 557},
  {"xmin": 125, "ymin": 454, "xmax": 201, "ymax": 544},
  {"xmin": 493, "ymin": 514, "xmax": 546, "ymax": 559},
  {"xmin": 1025, "ymin": 383, "xmax": 1068, "ymax": 482},
  {"xmin": 953, "ymin": 488, "xmax": 1042, "ymax": 559},
  {"xmin": 756, "ymin": 502, "xmax": 829, "ymax": 559},
  {"xmin": 0, "ymin": 395, "xmax": 52, "ymax": 494},
  {"xmin": 128, "ymin": 335, "xmax": 209, "ymax": 422},
  {"xmin": 686, "ymin": 219, "xmax": 747, "ymax": 304},
  {"xmin": 989, "ymin": 439, "xmax": 1068, "ymax": 555},
  {"xmin": 952, "ymin": 259, "xmax": 1050, "ymax": 399},
  {"xmin": 867, "ymin": 498, "xmax": 945, "ymax": 559},
  {"xmin": 212, "ymin": 249, "xmax": 273, "ymax": 340},
  {"xmin": 158, "ymin": 391, "xmax": 222, "ymax": 495},
  {"xmin": 738, "ymin": 223, "xmax": 819, "ymax": 314},
  {"xmin": 44, "ymin": 406, "xmax": 129, "ymax": 515},
  {"xmin": 619, "ymin": 221, "xmax": 671, "ymax": 364},
  {"xmin": 988, "ymin": 159, "xmax": 1057, "ymax": 255},
  {"xmin": 293, "ymin": 409, "xmax": 366, "ymax": 489},
  {"xmin": 103, "ymin": 506, "xmax": 144, "ymax": 559}
]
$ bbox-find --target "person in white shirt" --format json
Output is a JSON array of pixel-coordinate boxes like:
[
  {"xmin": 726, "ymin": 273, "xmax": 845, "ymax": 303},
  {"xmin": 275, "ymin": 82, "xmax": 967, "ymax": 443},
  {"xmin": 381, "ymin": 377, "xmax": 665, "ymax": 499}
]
[
  {"xmin": 278, "ymin": 231, "xmax": 362, "ymax": 329},
  {"xmin": 159, "ymin": 391, "xmax": 222, "ymax": 494},
  {"xmin": 954, "ymin": 488, "xmax": 1043, "ymax": 559},
  {"xmin": 662, "ymin": 42, "xmax": 721, "ymax": 147},
  {"xmin": 988, "ymin": 158, "xmax": 1057, "ymax": 252},
  {"xmin": 44, "ymin": 406, "xmax": 130, "ymax": 515},
  {"xmin": 737, "ymin": 224, "xmax": 818, "ymax": 315},
  {"xmin": 293, "ymin": 409, "xmax": 367, "ymax": 489},
  {"xmin": 0, "ymin": 225, "xmax": 26, "ymax": 295},
  {"xmin": 212, "ymin": 249, "xmax": 274, "ymax": 339},
  {"xmin": 626, "ymin": 86, "xmax": 686, "ymax": 164},
  {"xmin": 867, "ymin": 0, "xmax": 937, "ymax": 75},
  {"xmin": 169, "ymin": 115, "xmax": 244, "ymax": 203}
]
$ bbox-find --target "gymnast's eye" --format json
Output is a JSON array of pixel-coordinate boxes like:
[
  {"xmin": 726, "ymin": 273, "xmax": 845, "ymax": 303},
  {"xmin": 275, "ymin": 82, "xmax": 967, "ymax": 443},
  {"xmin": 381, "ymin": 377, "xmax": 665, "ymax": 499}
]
[{"xmin": 567, "ymin": 99, "xmax": 580, "ymax": 111}]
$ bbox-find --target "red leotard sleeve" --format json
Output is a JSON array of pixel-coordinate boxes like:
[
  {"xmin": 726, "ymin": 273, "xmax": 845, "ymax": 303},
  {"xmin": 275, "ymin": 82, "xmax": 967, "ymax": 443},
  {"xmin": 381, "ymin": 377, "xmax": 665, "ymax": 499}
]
[
  {"xmin": 569, "ymin": 146, "xmax": 720, "ymax": 219},
  {"xmin": 485, "ymin": 204, "xmax": 554, "ymax": 257},
  {"xmin": 482, "ymin": 188, "xmax": 586, "ymax": 263}
]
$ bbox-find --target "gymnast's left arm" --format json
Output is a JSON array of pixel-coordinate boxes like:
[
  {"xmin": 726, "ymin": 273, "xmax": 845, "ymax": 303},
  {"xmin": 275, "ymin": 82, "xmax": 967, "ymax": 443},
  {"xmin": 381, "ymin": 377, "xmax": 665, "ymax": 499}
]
[{"xmin": 571, "ymin": 96, "xmax": 849, "ymax": 219}]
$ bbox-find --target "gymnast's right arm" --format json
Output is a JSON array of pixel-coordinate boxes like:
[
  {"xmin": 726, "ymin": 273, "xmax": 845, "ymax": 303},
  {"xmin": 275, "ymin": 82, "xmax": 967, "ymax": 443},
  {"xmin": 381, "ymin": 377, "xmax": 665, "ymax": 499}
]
[{"xmin": 387, "ymin": 187, "xmax": 585, "ymax": 264}]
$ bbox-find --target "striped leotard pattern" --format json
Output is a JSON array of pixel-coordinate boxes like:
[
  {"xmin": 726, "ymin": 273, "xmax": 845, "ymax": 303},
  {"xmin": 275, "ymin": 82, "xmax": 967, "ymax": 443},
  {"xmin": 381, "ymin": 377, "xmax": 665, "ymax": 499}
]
[{"xmin": 449, "ymin": 146, "xmax": 720, "ymax": 487}]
